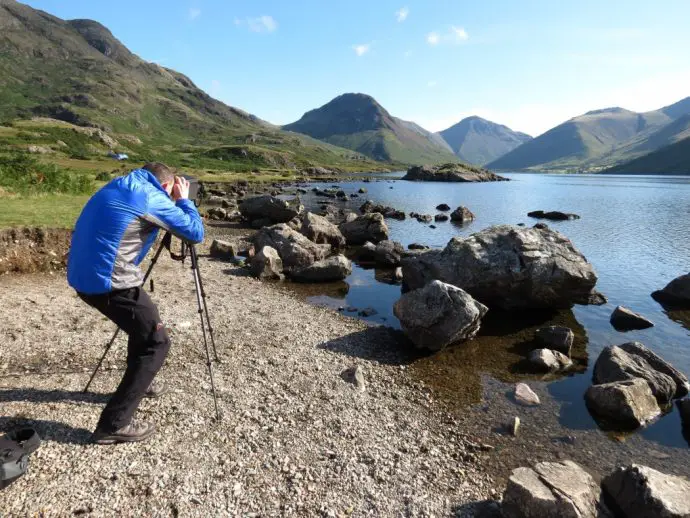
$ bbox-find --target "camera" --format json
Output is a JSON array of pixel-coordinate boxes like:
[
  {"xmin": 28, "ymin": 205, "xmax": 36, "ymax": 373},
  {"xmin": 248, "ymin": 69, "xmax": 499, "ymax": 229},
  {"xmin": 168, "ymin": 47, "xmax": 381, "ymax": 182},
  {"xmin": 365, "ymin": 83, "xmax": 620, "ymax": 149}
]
[{"xmin": 181, "ymin": 175, "xmax": 201, "ymax": 205}]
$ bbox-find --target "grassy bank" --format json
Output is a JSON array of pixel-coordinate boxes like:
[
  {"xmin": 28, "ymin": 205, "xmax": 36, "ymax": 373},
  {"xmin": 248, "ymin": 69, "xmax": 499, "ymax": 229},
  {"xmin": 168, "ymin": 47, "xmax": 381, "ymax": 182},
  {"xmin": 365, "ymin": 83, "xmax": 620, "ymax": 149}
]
[{"xmin": 0, "ymin": 194, "xmax": 90, "ymax": 228}]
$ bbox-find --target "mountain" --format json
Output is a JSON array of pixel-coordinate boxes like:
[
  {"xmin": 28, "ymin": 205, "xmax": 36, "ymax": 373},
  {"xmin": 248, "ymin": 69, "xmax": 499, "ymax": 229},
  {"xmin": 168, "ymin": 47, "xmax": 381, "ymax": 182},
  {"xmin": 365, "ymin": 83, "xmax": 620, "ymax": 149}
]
[
  {"xmin": 487, "ymin": 99, "xmax": 690, "ymax": 172},
  {"xmin": 602, "ymin": 136, "xmax": 690, "ymax": 175},
  {"xmin": 282, "ymin": 93, "xmax": 458, "ymax": 165},
  {"xmin": 0, "ymin": 0, "xmax": 381, "ymax": 172},
  {"xmin": 438, "ymin": 116, "xmax": 532, "ymax": 165}
]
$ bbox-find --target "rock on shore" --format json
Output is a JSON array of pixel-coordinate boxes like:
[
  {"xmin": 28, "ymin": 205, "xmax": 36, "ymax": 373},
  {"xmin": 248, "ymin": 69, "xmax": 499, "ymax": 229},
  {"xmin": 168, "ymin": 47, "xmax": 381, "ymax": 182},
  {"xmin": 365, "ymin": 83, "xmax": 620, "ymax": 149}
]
[
  {"xmin": 254, "ymin": 224, "xmax": 330, "ymax": 273},
  {"xmin": 300, "ymin": 212, "xmax": 346, "ymax": 249},
  {"xmin": 585, "ymin": 379, "xmax": 661, "ymax": 428},
  {"xmin": 652, "ymin": 272, "xmax": 690, "ymax": 307},
  {"xmin": 401, "ymin": 225, "xmax": 599, "ymax": 311},
  {"xmin": 239, "ymin": 195, "xmax": 303, "ymax": 224},
  {"xmin": 339, "ymin": 213, "xmax": 389, "ymax": 245},
  {"xmin": 393, "ymin": 280, "xmax": 488, "ymax": 351},
  {"xmin": 402, "ymin": 163, "xmax": 509, "ymax": 183},
  {"xmin": 292, "ymin": 255, "xmax": 352, "ymax": 283}
]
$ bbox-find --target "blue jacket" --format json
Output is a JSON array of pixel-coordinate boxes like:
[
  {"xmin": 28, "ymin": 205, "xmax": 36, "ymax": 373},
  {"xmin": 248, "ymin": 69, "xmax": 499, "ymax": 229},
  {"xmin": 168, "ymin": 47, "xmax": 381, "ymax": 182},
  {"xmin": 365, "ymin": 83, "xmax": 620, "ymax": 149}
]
[{"xmin": 68, "ymin": 169, "xmax": 204, "ymax": 295}]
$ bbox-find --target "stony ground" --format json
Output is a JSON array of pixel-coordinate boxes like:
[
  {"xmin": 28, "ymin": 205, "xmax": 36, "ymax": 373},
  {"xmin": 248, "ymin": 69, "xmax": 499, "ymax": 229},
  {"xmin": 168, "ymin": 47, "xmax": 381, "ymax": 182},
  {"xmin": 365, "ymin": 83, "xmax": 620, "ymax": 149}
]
[{"xmin": 0, "ymin": 236, "xmax": 497, "ymax": 517}]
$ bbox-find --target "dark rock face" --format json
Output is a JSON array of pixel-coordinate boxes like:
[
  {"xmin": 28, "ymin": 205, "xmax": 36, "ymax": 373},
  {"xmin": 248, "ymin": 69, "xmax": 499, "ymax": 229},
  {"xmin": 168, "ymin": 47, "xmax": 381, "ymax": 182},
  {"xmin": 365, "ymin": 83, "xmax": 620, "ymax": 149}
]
[
  {"xmin": 434, "ymin": 214, "xmax": 449, "ymax": 222},
  {"xmin": 502, "ymin": 460, "xmax": 608, "ymax": 518},
  {"xmin": 393, "ymin": 280, "xmax": 488, "ymax": 351},
  {"xmin": 585, "ymin": 379, "xmax": 661, "ymax": 428},
  {"xmin": 292, "ymin": 255, "xmax": 352, "ymax": 283},
  {"xmin": 592, "ymin": 342, "xmax": 689, "ymax": 404},
  {"xmin": 610, "ymin": 306, "xmax": 654, "ymax": 331},
  {"xmin": 339, "ymin": 213, "xmax": 389, "ymax": 245},
  {"xmin": 403, "ymin": 163, "xmax": 509, "ymax": 182},
  {"xmin": 254, "ymin": 224, "xmax": 330, "ymax": 273},
  {"xmin": 450, "ymin": 206, "xmax": 476, "ymax": 223},
  {"xmin": 602, "ymin": 465, "xmax": 690, "ymax": 518},
  {"xmin": 401, "ymin": 225, "xmax": 599, "ymax": 311},
  {"xmin": 436, "ymin": 203, "xmax": 451, "ymax": 211},
  {"xmin": 528, "ymin": 210, "xmax": 581, "ymax": 221},
  {"xmin": 535, "ymin": 326, "xmax": 574, "ymax": 356},
  {"xmin": 652, "ymin": 272, "xmax": 690, "ymax": 307},
  {"xmin": 373, "ymin": 240, "xmax": 405, "ymax": 267},
  {"xmin": 300, "ymin": 212, "xmax": 346, "ymax": 249},
  {"xmin": 408, "ymin": 243, "xmax": 430, "ymax": 250},
  {"xmin": 239, "ymin": 195, "xmax": 303, "ymax": 223}
]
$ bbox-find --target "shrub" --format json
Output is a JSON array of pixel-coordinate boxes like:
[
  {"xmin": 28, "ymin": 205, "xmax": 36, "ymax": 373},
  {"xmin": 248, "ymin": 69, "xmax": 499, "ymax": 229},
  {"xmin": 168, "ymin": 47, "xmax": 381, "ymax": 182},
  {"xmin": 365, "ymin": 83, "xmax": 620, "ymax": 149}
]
[
  {"xmin": 0, "ymin": 153, "xmax": 94, "ymax": 195},
  {"xmin": 95, "ymin": 171, "xmax": 111, "ymax": 181}
]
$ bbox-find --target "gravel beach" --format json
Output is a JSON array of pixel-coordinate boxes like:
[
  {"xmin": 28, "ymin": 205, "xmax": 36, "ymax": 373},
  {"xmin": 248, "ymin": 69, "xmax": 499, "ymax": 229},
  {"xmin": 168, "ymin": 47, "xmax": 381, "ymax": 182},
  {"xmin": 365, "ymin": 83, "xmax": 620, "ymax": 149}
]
[{"xmin": 0, "ymin": 236, "xmax": 496, "ymax": 517}]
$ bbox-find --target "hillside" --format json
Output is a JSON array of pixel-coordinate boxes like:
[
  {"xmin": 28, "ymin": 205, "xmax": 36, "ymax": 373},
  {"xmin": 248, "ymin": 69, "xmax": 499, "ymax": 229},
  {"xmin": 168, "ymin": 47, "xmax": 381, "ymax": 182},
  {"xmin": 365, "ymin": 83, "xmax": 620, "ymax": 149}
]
[
  {"xmin": 282, "ymin": 93, "xmax": 458, "ymax": 165},
  {"xmin": 438, "ymin": 116, "xmax": 531, "ymax": 166},
  {"xmin": 602, "ymin": 136, "xmax": 690, "ymax": 175},
  {"xmin": 487, "ymin": 99, "xmax": 690, "ymax": 172},
  {"xmin": 0, "ymin": 0, "xmax": 382, "ymax": 173}
]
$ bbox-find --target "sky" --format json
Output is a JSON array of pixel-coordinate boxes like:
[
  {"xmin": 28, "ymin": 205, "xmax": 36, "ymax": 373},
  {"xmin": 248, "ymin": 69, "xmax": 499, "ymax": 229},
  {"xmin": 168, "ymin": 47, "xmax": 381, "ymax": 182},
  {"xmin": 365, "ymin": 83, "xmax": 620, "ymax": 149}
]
[{"xmin": 22, "ymin": 0, "xmax": 690, "ymax": 137}]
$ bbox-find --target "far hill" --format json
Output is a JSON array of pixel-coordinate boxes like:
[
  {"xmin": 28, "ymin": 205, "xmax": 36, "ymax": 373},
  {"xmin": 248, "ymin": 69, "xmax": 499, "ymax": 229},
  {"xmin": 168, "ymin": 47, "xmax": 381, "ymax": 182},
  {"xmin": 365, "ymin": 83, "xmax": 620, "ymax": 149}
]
[
  {"xmin": 0, "ymin": 0, "xmax": 382, "ymax": 173},
  {"xmin": 487, "ymin": 98, "xmax": 690, "ymax": 172},
  {"xmin": 438, "ymin": 116, "xmax": 531, "ymax": 166},
  {"xmin": 602, "ymin": 136, "xmax": 690, "ymax": 175},
  {"xmin": 282, "ymin": 93, "xmax": 458, "ymax": 165}
]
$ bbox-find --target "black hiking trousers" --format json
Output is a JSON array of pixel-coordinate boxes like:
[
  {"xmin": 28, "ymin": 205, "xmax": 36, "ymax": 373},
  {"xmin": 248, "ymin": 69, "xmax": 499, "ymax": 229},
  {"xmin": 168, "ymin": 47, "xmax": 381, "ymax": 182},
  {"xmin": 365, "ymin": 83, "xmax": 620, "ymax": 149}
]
[{"xmin": 78, "ymin": 287, "xmax": 170, "ymax": 433}]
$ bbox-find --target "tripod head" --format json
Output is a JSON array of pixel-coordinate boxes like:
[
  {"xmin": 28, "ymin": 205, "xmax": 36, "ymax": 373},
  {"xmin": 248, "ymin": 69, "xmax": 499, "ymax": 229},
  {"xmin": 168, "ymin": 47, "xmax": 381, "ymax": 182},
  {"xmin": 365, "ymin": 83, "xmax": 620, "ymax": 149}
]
[{"xmin": 161, "ymin": 232, "xmax": 195, "ymax": 263}]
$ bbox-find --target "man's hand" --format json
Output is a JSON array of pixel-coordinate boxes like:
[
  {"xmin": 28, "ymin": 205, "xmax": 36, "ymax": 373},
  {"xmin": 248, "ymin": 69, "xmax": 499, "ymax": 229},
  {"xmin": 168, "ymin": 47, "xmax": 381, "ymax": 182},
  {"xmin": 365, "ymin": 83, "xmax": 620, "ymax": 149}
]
[{"xmin": 172, "ymin": 176, "xmax": 190, "ymax": 201}]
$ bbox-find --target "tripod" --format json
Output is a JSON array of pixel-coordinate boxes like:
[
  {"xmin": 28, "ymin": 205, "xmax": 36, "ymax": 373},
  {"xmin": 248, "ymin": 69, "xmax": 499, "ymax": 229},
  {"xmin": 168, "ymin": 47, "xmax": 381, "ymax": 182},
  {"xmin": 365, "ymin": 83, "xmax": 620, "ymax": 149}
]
[{"xmin": 82, "ymin": 232, "xmax": 222, "ymax": 421}]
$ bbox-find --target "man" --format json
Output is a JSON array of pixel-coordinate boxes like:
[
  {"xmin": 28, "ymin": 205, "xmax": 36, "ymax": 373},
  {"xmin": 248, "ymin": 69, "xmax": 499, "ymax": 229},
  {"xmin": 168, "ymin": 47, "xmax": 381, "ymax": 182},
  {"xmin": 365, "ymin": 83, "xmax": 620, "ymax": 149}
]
[{"xmin": 68, "ymin": 162, "xmax": 204, "ymax": 445}]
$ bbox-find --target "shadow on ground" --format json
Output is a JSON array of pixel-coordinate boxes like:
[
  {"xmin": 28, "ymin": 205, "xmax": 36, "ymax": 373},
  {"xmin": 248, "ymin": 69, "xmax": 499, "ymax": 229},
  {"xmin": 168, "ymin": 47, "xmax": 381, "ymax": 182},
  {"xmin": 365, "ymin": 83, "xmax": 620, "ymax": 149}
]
[
  {"xmin": 317, "ymin": 326, "xmax": 425, "ymax": 366},
  {"xmin": 0, "ymin": 416, "xmax": 93, "ymax": 445},
  {"xmin": 0, "ymin": 388, "xmax": 109, "ymax": 405}
]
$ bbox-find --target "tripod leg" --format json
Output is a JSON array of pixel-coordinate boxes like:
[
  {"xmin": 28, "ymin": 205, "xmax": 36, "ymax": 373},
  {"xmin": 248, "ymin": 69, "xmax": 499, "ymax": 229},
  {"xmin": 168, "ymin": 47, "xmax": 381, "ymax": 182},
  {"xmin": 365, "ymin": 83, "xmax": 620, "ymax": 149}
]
[
  {"xmin": 190, "ymin": 246, "xmax": 222, "ymax": 421},
  {"xmin": 190, "ymin": 246, "xmax": 219, "ymax": 362},
  {"xmin": 83, "ymin": 236, "xmax": 169, "ymax": 393}
]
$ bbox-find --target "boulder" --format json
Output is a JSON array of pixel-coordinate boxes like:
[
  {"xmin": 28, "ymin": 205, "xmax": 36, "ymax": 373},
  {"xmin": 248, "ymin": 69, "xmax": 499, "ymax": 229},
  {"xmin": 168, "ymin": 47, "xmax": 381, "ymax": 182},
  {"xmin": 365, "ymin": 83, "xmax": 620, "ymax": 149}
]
[
  {"xmin": 602, "ymin": 465, "xmax": 690, "ymax": 518},
  {"xmin": 339, "ymin": 213, "xmax": 389, "ymax": 245},
  {"xmin": 393, "ymin": 280, "xmax": 488, "ymax": 351},
  {"xmin": 356, "ymin": 241, "xmax": 377, "ymax": 263},
  {"xmin": 239, "ymin": 195, "xmax": 303, "ymax": 223},
  {"xmin": 207, "ymin": 195, "xmax": 225, "ymax": 205},
  {"xmin": 359, "ymin": 200, "xmax": 405, "ymax": 220},
  {"xmin": 515, "ymin": 383, "xmax": 541, "ymax": 406},
  {"xmin": 434, "ymin": 214, "xmax": 449, "ymax": 222},
  {"xmin": 300, "ymin": 212, "xmax": 346, "ymax": 249},
  {"xmin": 401, "ymin": 225, "xmax": 599, "ymax": 311},
  {"xmin": 292, "ymin": 255, "xmax": 352, "ymax": 283},
  {"xmin": 585, "ymin": 379, "xmax": 661, "ymax": 428},
  {"xmin": 254, "ymin": 224, "xmax": 330, "ymax": 273},
  {"xmin": 610, "ymin": 306, "xmax": 654, "ymax": 331},
  {"xmin": 251, "ymin": 246, "xmax": 284, "ymax": 281},
  {"xmin": 502, "ymin": 460, "xmax": 607, "ymax": 518},
  {"xmin": 403, "ymin": 163, "xmax": 509, "ymax": 182},
  {"xmin": 593, "ymin": 342, "xmax": 689, "ymax": 404},
  {"xmin": 436, "ymin": 203, "xmax": 451, "ymax": 211},
  {"xmin": 209, "ymin": 239, "xmax": 237, "ymax": 260},
  {"xmin": 528, "ymin": 210, "xmax": 581, "ymax": 221},
  {"xmin": 373, "ymin": 240, "xmax": 405, "ymax": 267},
  {"xmin": 450, "ymin": 206, "xmax": 476, "ymax": 223},
  {"xmin": 250, "ymin": 217, "xmax": 273, "ymax": 229},
  {"xmin": 408, "ymin": 243, "xmax": 430, "ymax": 250},
  {"xmin": 652, "ymin": 273, "xmax": 690, "ymax": 307},
  {"xmin": 415, "ymin": 214, "xmax": 433, "ymax": 223},
  {"xmin": 321, "ymin": 205, "xmax": 359, "ymax": 226},
  {"xmin": 530, "ymin": 349, "xmax": 573, "ymax": 372},
  {"xmin": 535, "ymin": 326, "xmax": 574, "ymax": 356},
  {"xmin": 207, "ymin": 207, "xmax": 227, "ymax": 220}
]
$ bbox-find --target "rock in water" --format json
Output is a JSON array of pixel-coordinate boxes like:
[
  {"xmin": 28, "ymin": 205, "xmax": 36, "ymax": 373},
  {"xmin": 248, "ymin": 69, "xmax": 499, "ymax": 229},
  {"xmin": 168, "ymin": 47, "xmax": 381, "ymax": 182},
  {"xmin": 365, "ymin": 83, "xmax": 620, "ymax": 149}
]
[
  {"xmin": 291, "ymin": 255, "xmax": 352, "ymax": 283},
  {"xmin": 251, "ymin": 246, "xmax": 284, "ymax": 281},
  {"xmin": 436, "ymin": 203, "xmax": 451, "ymax": 211},
  {"xmin": 535, "ymin": 326, "xmax": 574, "ymax": 356},
  {"xmin": 593, "ymin": 342, "xmax": 689, "ymax": 403},
  {"xmin": 602, "ymin": 465, "xmax": 690, "ymax": 518},
  {"xmin": 527, "ymin": 210, "xmax": 581, "ymax": 221},
  {"xmin": 254, "ymin": 224, "xmax": 330, "ymax": 273},
  {"xmin": 680, "ymin": 398, "xmax": 690, "ymax": 425},
  {"xmin": 502, "ymin": 460, "xmax": 607, "ymax": 518},
  {"xmin": 210, "ymin": 239, "xmax": 237, "ymax": 260},
  {"xmin": 514, "ymin": 383, "xmax": 541, "ymax": 406},
  {"xmin": 585, "ymin": 379, "xmax": 661, "ymax": 428},
  {"xmin": 373, "ymin": 240, "xmax": 405, "ymax": 267},
  {"xmin": 450, "ymin": 206, "xmax": 476, "ymax": 223},
  {"xmin": 652, "ymin": 272, "xmax": 690, "ymax": 307},
  {"xmin": 239, "ymin": 195, "xmax": 303, "ymax": 223},
  {"xmin": 610, "ymin": 306, "xmax": 654, "ymax": 331},
  {"xmin": 300, "ymin": 212, "xmax": 346, "ymax": 249},
  {"xmin": 529, "ymin": 349, "xmax": 572, "ymax": 372},
  {"xmin": 403, "ymin": 163, "xmax": 509, "ymax": 182},
  {"xmin": 339, "ymin": 213, "xmax": 389, "ymax": 245},
  {"xmin": 401, "ymin": 225, "xmax": 598, "ymax": 311},
  {"xmin": 393, "ymin": 280, "xmax": 488, "ymax": 351}
]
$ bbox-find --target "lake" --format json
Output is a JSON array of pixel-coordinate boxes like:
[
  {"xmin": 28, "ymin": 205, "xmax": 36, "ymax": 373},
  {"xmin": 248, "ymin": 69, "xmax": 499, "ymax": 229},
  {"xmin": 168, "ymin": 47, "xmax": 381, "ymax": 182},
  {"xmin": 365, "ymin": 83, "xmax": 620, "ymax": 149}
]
[{"xmin": 287, "ymin": 172, "xmax": 690, "ymax": 477}]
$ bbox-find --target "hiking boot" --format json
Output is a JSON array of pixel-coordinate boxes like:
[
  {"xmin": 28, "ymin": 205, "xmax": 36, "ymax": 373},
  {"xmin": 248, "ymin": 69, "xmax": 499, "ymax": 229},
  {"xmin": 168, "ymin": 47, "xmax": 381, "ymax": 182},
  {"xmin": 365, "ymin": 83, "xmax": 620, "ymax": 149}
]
[
  {"xmin": 92, "ymin": 420, "xmax": 156, "ymax": 445},
  {"xmin": 145, "ymin": 380, "xmax": 166, "ymax": 399}
]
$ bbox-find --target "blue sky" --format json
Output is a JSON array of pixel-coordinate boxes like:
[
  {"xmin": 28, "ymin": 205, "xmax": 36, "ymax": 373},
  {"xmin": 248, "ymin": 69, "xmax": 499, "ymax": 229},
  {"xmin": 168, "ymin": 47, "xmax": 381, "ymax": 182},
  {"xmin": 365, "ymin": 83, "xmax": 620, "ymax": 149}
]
[{"xmin": 24, "ymin": 0, "xmax": 690, "ymax": 137}]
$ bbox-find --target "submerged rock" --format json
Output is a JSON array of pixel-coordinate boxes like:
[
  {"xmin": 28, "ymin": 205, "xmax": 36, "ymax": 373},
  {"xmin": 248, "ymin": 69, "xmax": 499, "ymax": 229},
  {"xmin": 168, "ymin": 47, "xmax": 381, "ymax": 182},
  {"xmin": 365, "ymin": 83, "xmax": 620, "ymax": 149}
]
[
  {"xmin": 502, "ymin": 460, "xmax": 607, "ymax": 518},
  {"xmin": 401, "ymin": 225, "xmax": 599, "ymax": 311},
  {"xmin": 300, "ymin": 212, "xmax": 346, "ymax": 249},
  {"xmin": 292, "ymin": 255, "xmax": 352, "ymax": 283},
  {"xmin": 251, "ymin": 246, "xmax": 284, "ymax": 281},
  {"xmin": 535, "ymin": 326, "xmax": 574, "ymax": 356},
  {"xmin": 339, "ymin": 213, "xmax": 389, "ymax": 245},
  {"xmin": 393, "ymin": 280, "xmax": 488, "ymax": 351},
  {"xmin": 239, "ymin": 195, "xmax": 303, "ymax": 223},
  {"xmin": 403, "ymin": 163, "xmax": 509, "ymax": 182},
  {"xmin": 602, "ymin": 465, "xmax": 690, "ymax": 518},
  {"xmin": 585, "ymin": 379, "xmax": 661, "ymax": 429},
  {"xmin": 529, "ymin": 349, "xmax": 572, "ymax": 372},
  {"xmin": 514, "ymin": 383, "xmax": 541, "ymax": 406},
  {"xmin": 254, "ymin": 224, "xmax": 330, "ymax": 273},
  {"xmin": 652, "ymin": 272, "xmax": 690, "ymax": 307},
  {"xmin": 450, "ymin": 206, "xmax": 476, "ymax": 223},
  {"xmin": 610, "ymin": 306, "xmax": 654, "ymax": 331},
  {"xmin": 528, "ymin": 210, "xmax": 581, "ymax": 221}
]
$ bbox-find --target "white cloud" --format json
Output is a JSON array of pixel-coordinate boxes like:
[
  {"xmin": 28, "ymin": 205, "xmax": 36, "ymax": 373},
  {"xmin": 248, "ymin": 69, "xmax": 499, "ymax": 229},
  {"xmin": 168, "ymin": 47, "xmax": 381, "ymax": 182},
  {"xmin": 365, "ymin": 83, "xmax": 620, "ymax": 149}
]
[
  {"xmin": 396, "ymin": 7, "xmax": 409, "ymax": 22},
  {"xmin": 427, "ymin": 32, "xmax": 440, "ymax": 45},
  {"xmin": 451, "ymin": 26, "xmax": 469, "ymax": 42},
  {"xmin": 188, "ymin": 8, "xmax": 201, "ymax": 21},
  {"xmin": 353, "ymin": 43, "xmax": 371, "ymax": 56},
  {"xmin": 235, "ymin": 15, "xmax": 278, "ymax": 33}
]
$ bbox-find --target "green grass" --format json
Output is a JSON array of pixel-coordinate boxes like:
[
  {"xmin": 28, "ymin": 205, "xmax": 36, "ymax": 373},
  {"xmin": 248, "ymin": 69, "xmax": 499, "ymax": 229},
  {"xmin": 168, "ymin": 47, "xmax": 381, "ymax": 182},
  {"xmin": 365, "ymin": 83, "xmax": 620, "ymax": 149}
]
[
  {"xmin": 0, "ymin": 193, "xmax": 89, "ymax": 228},
  {"xmin": 0, "ymin": 153, "xmax": 94, "ymax": 195}
]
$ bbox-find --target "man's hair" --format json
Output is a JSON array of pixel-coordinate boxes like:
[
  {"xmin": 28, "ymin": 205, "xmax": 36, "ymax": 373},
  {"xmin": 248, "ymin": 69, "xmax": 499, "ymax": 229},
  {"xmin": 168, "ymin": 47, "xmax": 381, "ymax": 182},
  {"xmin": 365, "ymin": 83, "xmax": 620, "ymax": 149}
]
[{"xmin": 142, "ymin": 162, "xmax": 175, "ymax": 185}]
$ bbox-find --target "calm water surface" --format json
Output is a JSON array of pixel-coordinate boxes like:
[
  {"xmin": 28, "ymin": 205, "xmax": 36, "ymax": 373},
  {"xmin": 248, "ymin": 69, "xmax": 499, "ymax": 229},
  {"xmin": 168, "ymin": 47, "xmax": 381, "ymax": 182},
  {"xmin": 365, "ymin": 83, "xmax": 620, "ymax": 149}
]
[{"xmin": 289, "ymin": 172, "xmax": 690, "ymax": 474}]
